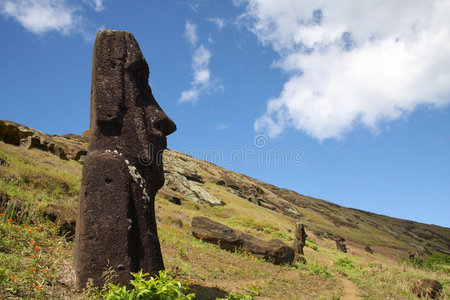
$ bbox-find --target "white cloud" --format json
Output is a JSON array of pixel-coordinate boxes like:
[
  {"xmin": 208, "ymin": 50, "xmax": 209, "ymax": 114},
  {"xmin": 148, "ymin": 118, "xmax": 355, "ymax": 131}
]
[
  {"xmin": 207, "ymin": 17, "xmax": 226, "ymax": 30},
  {"xmin": 240, "ymin": 0, "xmax": 450, "ymax": 141},
  {"xmin": 84, "ymin": 0, "xmax": 105, "ymax": 12},
  {"xmin": 180, "ymin": 22, "xmax": 223, "ymax": 104},
  {"xmin": 1, "ymin": 0, "xmax": 77, "ymax": 34},
  {"xmin": 0, "ymin": 0, "xmax": 104, "ymax": 38},
  {"xmin": 184, "ymin": 21, "xmax": 198, "ymax": 46}
]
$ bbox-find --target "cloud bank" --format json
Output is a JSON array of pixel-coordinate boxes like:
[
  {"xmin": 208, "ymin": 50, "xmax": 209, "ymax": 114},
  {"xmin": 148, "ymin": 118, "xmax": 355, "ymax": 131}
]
[
  {"xmin": 179, "ymin": 21, "xmax": 222, "ymax": 104},
  {"xmin": 0, "ymin": 0, "xmax": 105, "ymax": 38},
  {"xmin": 238, "ymin": 0, "xmax": 450, "ymax": 140}
]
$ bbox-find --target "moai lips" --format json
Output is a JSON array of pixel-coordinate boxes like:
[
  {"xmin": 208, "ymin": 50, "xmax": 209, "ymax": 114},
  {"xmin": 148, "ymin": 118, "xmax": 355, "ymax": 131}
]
[{"xmin": 74, "ymin": 30, "xmax": 176, "ymax": 289}]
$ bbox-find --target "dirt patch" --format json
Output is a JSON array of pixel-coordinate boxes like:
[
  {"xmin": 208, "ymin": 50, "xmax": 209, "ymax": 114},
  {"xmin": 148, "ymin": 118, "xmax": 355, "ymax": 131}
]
[{"xmin": 340, "ymin": 277, "xmax": 361, "ymax": 300}]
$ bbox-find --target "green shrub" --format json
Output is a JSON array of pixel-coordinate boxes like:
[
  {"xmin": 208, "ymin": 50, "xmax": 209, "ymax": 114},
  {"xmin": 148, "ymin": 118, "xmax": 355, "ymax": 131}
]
[
  {"xmin": 309, "ymin": 264, "xmax": 331, "ymax": 278},
  {"xmin": 102, "ymin": 270, "xmax": 194, "ymax": 300},
  {"xmin": 217, "ymin": 287, "xmax": 259, "ymax": 300},
  {"xmin": 334, "ymin": 257, "xmax": 354, "ymax": 268}
]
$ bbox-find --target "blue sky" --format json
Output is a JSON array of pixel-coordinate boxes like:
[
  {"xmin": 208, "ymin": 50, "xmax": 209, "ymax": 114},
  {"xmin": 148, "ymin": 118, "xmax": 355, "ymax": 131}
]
[{"xmin": 1, "ymin": 0, "xmax": 449, "ymax": 227}]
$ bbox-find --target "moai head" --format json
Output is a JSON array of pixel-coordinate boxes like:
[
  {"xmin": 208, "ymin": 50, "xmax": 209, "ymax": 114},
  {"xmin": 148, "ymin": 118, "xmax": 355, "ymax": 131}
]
[
  {"xmin": 89, "ymin": 29, "xmax": 176, "ymax": 190},
  {"xmin": 74, "ymin": 30, "xmax": 176, "ymax": 289}
]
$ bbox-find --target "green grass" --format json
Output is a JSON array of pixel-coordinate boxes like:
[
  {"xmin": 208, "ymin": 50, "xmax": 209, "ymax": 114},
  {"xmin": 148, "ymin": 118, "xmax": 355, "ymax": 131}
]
[{"xmin": 1, "ymin": 142, "xmax": 449, "ymax": 299}]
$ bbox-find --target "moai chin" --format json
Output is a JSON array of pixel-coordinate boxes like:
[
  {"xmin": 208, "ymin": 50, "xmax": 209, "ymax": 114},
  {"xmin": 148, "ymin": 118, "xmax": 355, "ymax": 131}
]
[{"xmin": 74, "ymin": 30, "xmax": 176, "ymax": 289}]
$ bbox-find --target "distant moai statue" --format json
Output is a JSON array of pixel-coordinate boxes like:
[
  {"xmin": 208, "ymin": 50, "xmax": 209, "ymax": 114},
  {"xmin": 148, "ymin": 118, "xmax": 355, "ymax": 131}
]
[
  {"xmin": 74, "ymin": 30, "xmax": 176, "ymax": 289},
  {"xmin": 293, "ymin": 222, "xmax": 307, "ymax": 263},
  {"xmin": 334, "ymin": 237, "xmax": 348, "ymax": 253}
]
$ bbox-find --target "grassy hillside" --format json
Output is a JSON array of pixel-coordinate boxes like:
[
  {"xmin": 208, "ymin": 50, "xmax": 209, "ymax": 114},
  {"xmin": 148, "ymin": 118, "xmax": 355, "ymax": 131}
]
[{"xmin": 0, "ymin": 141, "xmax": 449, "ymax": 299}]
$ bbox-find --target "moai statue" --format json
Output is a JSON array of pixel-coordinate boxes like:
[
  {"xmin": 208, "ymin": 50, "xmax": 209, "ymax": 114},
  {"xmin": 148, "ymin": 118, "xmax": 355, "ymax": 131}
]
[
  {"xmin": 334, "ymin": 237, "xmax": 348, "ymax": 253},
  {"xmin": 293, "ymin": 222, "xmax": 307, "ymax": 263},
  {"xmin": 74, "ymin": 30, "xmax": 176, "ymax": 289}
]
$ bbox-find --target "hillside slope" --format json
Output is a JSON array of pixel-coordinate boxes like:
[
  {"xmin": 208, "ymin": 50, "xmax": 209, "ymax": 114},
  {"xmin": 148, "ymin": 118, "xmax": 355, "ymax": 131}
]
[{"xmin": 0, "ymin": 120, "xmax": 449, "ymax": 299}]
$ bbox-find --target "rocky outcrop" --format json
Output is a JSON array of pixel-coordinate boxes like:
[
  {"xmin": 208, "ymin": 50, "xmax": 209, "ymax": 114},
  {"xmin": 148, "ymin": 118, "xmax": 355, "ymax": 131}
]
[
  {"xmin": 163, "ymin": 150, "xmax": 224, "ymax": 206},
  {"xmin": 164, "ymin": 171, "xmax": 224, "ymax": 206},
  {"xmin": 0, "ymin": 120, "xmax": 89, "ymax": 161},
  {"xmin": 73, "ymin": 30, "xmax": 176, "ymax": 289},
  {"xmin": 412, "ymin": 279, "xmax": 443, "ymax": 299},
  {"xmin": 0, "ymin": 120, "xmax": 67, "ymax": 159},
  {"xmin": 191, "ymin": 216, "xmax": 294, "ymax": 265}
]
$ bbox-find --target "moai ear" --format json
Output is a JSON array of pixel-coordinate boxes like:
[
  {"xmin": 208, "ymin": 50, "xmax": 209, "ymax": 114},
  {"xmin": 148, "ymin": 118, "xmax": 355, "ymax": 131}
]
[{"xmin": 91, "ymin": 30, "xmax": 127, "ymax": 129}]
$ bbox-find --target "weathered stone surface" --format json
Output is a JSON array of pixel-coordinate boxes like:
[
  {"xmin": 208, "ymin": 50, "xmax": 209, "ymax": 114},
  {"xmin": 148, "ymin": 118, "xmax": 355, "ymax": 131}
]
[
  {"xmin": 334, "ymin": 237, "xmax": 347, "ymax": 253},
  {"xmin": 412, "ymin": 279, "xmax": 443, "ymax": 299},
  {"xmin": 293, "ymin": 222, "xmax": 307, "ymax": 262},
  {"xmin": 365, "ymin": 246, "xmax": 373, "ymax": 254},
  {"xmin": 192, "ymin": 216, "xmax": 243, "ymax": 251},
  {"xmin": 191, "ymin": 216, "xmax": 294, "ymax": 265},
  {"xmin": 73, "ymin": 30, "xmax": 176, "ymax": 289},
  {"xmin": 164, "ymin": 167, "xmax": 224, "ymax": 206}
]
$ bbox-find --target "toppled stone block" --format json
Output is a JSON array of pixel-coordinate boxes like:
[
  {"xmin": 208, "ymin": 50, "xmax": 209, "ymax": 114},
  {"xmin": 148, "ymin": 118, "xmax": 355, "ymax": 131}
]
[
  {"xmin": 191, "ymin": 216, "xmax": 294, "ymax": 265},
  {"xmin": 412, "ymin": 279, "xmax": 443, "ymax": 299}
]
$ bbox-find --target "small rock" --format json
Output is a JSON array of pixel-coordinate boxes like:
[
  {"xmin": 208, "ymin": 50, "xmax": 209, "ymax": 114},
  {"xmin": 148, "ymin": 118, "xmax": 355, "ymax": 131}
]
[
  {"xmin": 0, "ymin": 157, "xmax": 8, "ymax": 166},
  {"xmin": 168, "ymin": 197, "xmax": 181, "ymax": 205},
  {"xmin": 216, "ymin": 180, "xmax": 225, "ymax": 186},
  {"xmin": 365, "ymin": 246, "xmax": 373, "ymax": 254},
  {"xmin": 412, "ymin": 279, "xmax": 443, "ymax": 299}
]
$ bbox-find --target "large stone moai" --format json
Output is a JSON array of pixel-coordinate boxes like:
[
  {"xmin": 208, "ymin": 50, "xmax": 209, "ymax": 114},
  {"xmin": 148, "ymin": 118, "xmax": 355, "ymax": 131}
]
[
  {"xmin": 74, "ymin": 30, "xmax": 176, "ymax": 289},
  {"xmin": 293, "ymin": 222, "xmax": 307, "ymax": 263}
]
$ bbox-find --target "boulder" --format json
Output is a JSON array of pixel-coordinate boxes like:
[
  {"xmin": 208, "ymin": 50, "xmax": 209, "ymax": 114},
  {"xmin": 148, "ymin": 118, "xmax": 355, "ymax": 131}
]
[
  {"xmin": 334, "ymin": 237, "xmax": 347, "ymax": 253},
  {"xmin": 191, "ymin": 216, "xmax": 294, "ymax": 265},
  {"xmin": 73, "ymin": 30, "xmax": 176, "ymax": 289},
  {"xmin": 43, "ymin": 204, "xmax": 77, "ymax": 240},
  {"xmin": 412, "ymin": 279, "xmax": 443, "ymax": 299},
  {"xmin": 0, "ymin": 156, "xmax": 7, "ymax": 166}
]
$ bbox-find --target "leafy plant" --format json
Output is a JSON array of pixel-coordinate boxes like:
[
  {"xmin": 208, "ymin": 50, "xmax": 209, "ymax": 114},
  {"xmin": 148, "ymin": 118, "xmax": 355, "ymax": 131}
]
[
  {"xmin": 334, "ymin": 257, "xmax": 354, "ymax": 268},
  {"xmin": 309, "ymin": 264, "xmax": 331, "ymax": 278},
  {"xmin": 102, "ymin": 270, "xmax": 194, "ymax": 300},
  {"xmin": 217, "ymin": 287, "xmax": 259, "ymax": 300}
]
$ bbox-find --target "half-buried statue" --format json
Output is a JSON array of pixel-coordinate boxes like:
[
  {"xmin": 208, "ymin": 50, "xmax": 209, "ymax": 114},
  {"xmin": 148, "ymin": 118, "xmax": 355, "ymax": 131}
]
[{"xmin": 74, "ymin": 30, "xmax": 176, "ymax": 288}]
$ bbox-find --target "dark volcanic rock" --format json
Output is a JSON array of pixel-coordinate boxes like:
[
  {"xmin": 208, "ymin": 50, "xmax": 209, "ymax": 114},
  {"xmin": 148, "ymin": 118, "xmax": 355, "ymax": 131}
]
[
  {"xmin": 44, "ymin": 204, "xmax": 77, "ymax": 240},
  {"xmin": 412, "ymin": 279, "xmax": 443, "ymax": 299},
  {"xmin": 168, "ymin": 197, "xmax": 181, "ymax": 205},
  {"xmin": 191, "ymin": 216, "xmax": 294, "ymax": 265},
  {"xmin": 334, "ymin": 236, "xmax": 347, "ymax": 253},
  {"xmin": 0, "ymin": 156, "xmax": 7, "ymax": 166},
  {"xmin": 192, "ymin": 216, "xmax": 243, "ymax": 251},
  {"xmin": 293, "ymin": 222, "xmax": 307, "ymax": 262},
  {"xmin": 73, "ymin": 30, "xmax": 176, "ymax": 289}
]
